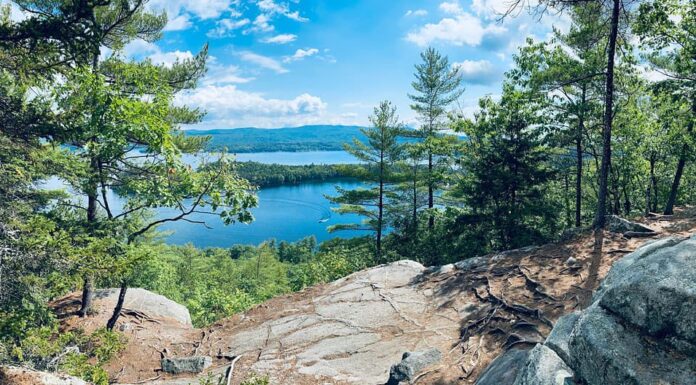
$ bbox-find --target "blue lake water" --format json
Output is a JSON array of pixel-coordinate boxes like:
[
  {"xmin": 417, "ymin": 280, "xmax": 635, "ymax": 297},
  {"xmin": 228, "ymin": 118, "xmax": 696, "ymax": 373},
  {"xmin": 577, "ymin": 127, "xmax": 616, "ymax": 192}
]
[
  {"xmin": 42, "ymin": 151, "xmax": 371, "ymax": 247},
  {"xmin": 160, "ymin": 180, "xmax": 370, "ymax": 247}
]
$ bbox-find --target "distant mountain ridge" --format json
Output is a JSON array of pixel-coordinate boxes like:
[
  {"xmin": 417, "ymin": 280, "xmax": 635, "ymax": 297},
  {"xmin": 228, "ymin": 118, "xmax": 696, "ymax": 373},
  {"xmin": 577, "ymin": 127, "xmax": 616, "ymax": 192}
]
[{"xmin": 185, "ymin": 125, "xmax": 367, "ymax": 153}]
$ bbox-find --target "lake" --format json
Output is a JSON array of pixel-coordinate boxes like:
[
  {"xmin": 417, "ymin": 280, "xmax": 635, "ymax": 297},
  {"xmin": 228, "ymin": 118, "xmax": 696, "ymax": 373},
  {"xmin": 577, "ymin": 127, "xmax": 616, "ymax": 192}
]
[
  {"xmin": 43, "ymin": 151, "xmax": 371, "ymax": 247},
  {"xmin": 160, "ymin": 179, "xmax": 369, "ymax": 247}
]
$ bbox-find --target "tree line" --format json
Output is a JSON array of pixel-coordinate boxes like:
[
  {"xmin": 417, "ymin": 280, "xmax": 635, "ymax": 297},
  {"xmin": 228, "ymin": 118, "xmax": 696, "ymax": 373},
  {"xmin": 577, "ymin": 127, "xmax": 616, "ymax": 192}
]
[
  {"xmin": 0, "ymin": 0, "xmax": 694, "ymax": 383},
  {"xmin": 329, "ymin": 0, "xmax": 695, "ymax": 266}
]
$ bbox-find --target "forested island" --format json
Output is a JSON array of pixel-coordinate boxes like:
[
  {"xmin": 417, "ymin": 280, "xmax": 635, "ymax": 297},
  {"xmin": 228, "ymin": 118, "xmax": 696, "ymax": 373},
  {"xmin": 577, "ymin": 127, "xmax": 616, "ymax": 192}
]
[
  {"xmin": 235, "ymin": 161, "xmax": 349, "ymax": 187},
  {"xmin": 1, "ymin": 0, "xmax": 694, "ymax": 384}
]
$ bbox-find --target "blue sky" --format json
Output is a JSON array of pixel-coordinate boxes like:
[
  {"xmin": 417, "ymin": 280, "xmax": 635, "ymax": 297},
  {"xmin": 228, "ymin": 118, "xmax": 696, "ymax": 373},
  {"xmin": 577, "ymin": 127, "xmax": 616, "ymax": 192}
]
[{"xmin": 6, "ymin": 0, "xmax": 570, "ymax": 129}]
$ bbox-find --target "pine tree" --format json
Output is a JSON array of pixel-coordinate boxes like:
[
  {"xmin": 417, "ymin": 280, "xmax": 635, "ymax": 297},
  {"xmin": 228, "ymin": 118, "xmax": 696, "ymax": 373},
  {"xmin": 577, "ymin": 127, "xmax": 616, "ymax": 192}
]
[
  {"xmin": 327, "ymin": 101, "xmax": 404, "ymax": 261},
  {"xmin": 454, "ymin": 85, "xmax": 558, "ymax": 250},
  {"xmin": 408, "ymin": 48, "xmax": 463, "ymax": 231}
]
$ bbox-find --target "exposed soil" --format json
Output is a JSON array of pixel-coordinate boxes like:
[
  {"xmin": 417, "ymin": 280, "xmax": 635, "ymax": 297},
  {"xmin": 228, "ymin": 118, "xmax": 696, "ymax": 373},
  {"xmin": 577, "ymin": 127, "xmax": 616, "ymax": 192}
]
[{"xmin": 52, "ymin": 208, "xmax": 696, "ymax": 385}]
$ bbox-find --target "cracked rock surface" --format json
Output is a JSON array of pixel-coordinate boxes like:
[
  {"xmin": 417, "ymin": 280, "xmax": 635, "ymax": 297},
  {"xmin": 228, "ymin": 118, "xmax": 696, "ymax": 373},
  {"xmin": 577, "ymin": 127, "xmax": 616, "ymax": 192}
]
[
  {"xmin": 505, "ymin": 235, "xmax": 696, "ymax": 385},
  {"xmin": 48, "ymin": 211, "xmax": 696, "ymax": 385}
]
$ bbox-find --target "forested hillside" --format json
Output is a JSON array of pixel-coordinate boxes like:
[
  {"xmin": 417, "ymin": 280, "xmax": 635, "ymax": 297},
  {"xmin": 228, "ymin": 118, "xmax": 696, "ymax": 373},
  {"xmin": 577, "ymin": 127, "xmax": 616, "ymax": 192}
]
[
  {"xmin": 186, "ymin": 125, "xmax": 366, "ymax": 152},
  {"xmin": 0, "ymin": 0, "xmax": 694, "ymax": 384}
]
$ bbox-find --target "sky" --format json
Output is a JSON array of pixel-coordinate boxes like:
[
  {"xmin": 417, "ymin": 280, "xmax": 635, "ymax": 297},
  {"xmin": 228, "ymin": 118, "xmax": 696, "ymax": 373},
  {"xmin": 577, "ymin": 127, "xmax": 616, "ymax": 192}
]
[{"xmin": 5, "ymin": 0, "xmax": 572, "ymax": 129}]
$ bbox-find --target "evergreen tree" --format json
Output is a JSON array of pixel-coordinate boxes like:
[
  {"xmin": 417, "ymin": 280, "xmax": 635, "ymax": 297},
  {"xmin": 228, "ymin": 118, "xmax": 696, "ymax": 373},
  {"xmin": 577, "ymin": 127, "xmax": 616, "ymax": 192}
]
[
  {"xmin": 327, "ymin": 101, "xmax": 404, "ymax": 260},
  {"xmin": 453, "ymin": 85, "xmax": 559, "ymax": 250},
  {"xmin": 408, "ymin": 48, "xmax": 463, "ymax": 230}
]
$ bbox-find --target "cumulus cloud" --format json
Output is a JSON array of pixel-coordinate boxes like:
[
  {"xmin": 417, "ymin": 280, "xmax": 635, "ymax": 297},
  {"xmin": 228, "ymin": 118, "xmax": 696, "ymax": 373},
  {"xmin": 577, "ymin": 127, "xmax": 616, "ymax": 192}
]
[
  {"xmin": 439, "ymin": 1, "xmax": 464, "ymax": 15},
  {"xmin": 257, "ymin": 0, "xmax": 308, "ymax": 22},
  {"xmin": 453, "ymin": 60, "xmax": 500, "ymax": 85},
  {"xmin": 149, "ymin": 50, "xmax": 195, "ymax": 67},
  {"xmin": 0, "ymin": 0, "xmax": 27, "ymax": 22},
  {"xmin": 283, "ymin": 48, "xmax": 319, "ymax": 63},
  {"xmin": 262, "ymin": 34, "xmax": 298, "ymax": 44},
  {"xmin": 203, "ymin": 56, "xmax": 255, "ymax": 85},
  {"xmin": 471, "ymin": 0, "xmax": 515, "ymax": 18},
  {"xmin": 207, "ymin": 18, "xmax": 251, "ymax": 37},
  {"xmin": 405, "ymin": 9, "xmax": 428, "ymax": 17},
  {"xmin": 178, "ymin": 85, "xmax": 334, "ymax": 128},
  {"xmin": 240, "ymin": 51, "xmax": 288, "ymax": 73},
  {"xmin": 406, "ymin": 11, "xmax": 507, "ymax": 47},
  {"xmin": 163, "ymin": 15, "xmax": 193, "ymax": 31},
  {"xmin": 247, "ymin": 14, "xmax": 275, "ymax": 33}
]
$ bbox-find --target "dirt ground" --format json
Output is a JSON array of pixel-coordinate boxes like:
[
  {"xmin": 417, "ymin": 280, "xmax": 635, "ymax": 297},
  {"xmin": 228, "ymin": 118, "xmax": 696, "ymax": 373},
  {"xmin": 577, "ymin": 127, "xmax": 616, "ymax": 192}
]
[{"xmin": 51, "ymin": 207, "xmax": 696, "ymax": 385}]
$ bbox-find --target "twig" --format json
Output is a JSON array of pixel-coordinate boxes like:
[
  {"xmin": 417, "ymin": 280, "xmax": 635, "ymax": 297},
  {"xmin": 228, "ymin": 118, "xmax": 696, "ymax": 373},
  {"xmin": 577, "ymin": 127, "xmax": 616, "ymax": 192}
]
[{"xmin": 226, "ymin": 355, "xmax": 243, "ymax": 385}]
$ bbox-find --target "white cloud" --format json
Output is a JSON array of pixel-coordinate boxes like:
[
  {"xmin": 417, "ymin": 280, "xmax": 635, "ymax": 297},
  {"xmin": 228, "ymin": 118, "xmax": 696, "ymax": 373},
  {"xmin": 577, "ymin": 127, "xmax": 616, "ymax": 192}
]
[
  {"xmin": 283, "ymin": 48, "xmax": 319, "ymax": 63},
  {"xmin": 147, "ymin": 0, "xmax": 236, "ymax": 20},
  {"xmin": 207, "ymin": 17, "xmax": 250, "ymax": 37},
  {"xmin": 0, "ymin": 0, "xmax": 27, "ymax": 22},
  {"xmin": 453, "ymin": 60, "xmax": 500, "ymax": 84},
  {"xmin": 163, "ymin": 15, "xmax": 193, "ymax": 31},
  {"xmin": 405, "ymin": 9, "xmax": 428, "ymax": 17},
  {"xmin": 204, "ymin": 56, "xmax": 255, "ymax": 85},
  {"xmin": 439, "ymin": 1, "xmax": 464, "ymax": 15},
  {"xmin": 247, "ymin": 14, "xmax": 275, "ymax": 33},
  {"xmin": 406, "ymin": 11, "xmax": 507, "ymax": 47},
  {"xmin": 257, "ymin": 0, "xmax": 308, "ymax": 22},
  {"xmin": 179, "ymin": 85, "xmax": 333, "ymax": 128},
  {"xmin": 472, "ymin": 0, "xmax": 514, "ymax": 18},
  {"xmin": 149, "ymin": 50, "xmax": 195, "ymax": 67},
  {"xmin": 122, "ymin": 39, "xmax": 160, "ymax": 58},
  {"xmin": 262, "ymin": 34, "xmax": 297, "ymax": 44},
  {"xmin": 240, "ymin": 51, "xmax": 288, "ymax": 73}
]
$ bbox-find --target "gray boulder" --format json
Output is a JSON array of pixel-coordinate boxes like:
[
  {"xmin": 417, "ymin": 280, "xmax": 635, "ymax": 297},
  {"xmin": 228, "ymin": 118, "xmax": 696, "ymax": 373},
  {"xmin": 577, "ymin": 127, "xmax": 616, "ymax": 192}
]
[
  {"xmin": 160, "ymin": 356, "xmax": 212, "ymax": 374},
  {"xmin": 606, "ymin": 215, "xmax": 655, "ymax": 235},
  {"xmin": 480, "ymin": 234, "xmax": 696, "ymax": 385},
  {"xmin": 387, "ymin": 348, "xmax": 441, "ymax": 385},
  {"xmin": 512, "ymin": 344, "xmax": 574, "ymax": 385},
  {"xmin": 567, "ymin": 303, "xmax": 695, "ymax": 385},
  {"xmin": 95, "ymin": 288, "xmax": 192, "ymax": 326},
  {"xmin": 474, "ymin": 347, "xmax": 530, "ymax": 385}
]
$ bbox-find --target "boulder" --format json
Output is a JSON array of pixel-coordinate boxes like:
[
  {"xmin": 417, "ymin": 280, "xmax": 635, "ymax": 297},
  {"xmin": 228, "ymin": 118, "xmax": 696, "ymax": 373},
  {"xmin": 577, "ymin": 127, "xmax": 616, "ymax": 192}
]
[
  {"xmin": 0, "ymin": 366, "xmax": 88, "ymax": 385},
  {"xmin": 474, "ymin": 347, "xmax": 530, "ymax": 385},
  {"xmin": 606, "ymin": 215, "xmax": 655, "ymax": 235},
  {"xmin": 481, "ymin": 234, "xmax": 696, "ymax": 385},
  {"xmin": 512, "ymin": 344, "xmax": 574, "ymax": 385},
  {"xmin": 386, "ymin": 349, "xmax": 441, "ymax": 385},
  {"xmin": 160, "ymin": 356, "xmax": 212, "ymax": 374},
  {"xmin": 94, "ymin": 288, "xmax": 192, "ymax": 326}
]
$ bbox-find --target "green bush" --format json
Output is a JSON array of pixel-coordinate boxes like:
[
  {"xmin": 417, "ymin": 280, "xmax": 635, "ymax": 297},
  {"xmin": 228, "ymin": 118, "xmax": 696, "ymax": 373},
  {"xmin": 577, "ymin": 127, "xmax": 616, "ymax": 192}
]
[{"xmin": 6, "ymin": 326, "xmax": 125, "ymax": 385}]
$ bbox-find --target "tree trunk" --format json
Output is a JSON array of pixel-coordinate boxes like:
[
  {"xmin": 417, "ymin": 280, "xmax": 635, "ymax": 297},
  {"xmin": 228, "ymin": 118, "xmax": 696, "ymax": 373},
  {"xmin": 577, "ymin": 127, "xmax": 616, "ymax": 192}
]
[
  {"xmin": 411, "ymin": 161, "xmax": 418, "ymax": 233},
  {"xmin": 427, "ymin": 152, "xmax": 434, "ymax": 230},
  {"xmin": 377, "ymin": 152, "xmax": 384, "ymax": 261},
  {"xmin": 564, "ymin": 173, "xmax": 572, "ymax": 227},
  {"xmin": 651, "ymin": 156, "xmax": 658, "ymax": 212},
  {"xmin": 575, "ymin": 87, "xmax": 586, "ymax": 227},
  {"xmin": 593, "ymin": 0, "xmax": 620, "ymax": 229},
  {"xmin": 78, "ymin": 156, "xmax": 99, "ymax": 317},
  {"xmin": 78, "ymin": 276, "xmax": 93, "ymax": 317},
  {"xmin": 664, "ymin": 101, "xmax": 695, "ymax": 215},
  {"xmin": 106, "ymin": 281, "xmax": 128, "ymax": 330}
]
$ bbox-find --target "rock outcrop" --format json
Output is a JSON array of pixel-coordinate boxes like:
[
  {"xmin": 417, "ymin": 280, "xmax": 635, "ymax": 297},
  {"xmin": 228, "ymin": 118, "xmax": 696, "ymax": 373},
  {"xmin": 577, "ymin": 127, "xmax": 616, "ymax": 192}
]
[
  {"xmin": 93, "ymin": 288, "xmax": 192, "ymax": 327},
  {"xmin": 160, "ymin": 356, "xmax": 212, "ymax": 374},
  {"xmin": 0, "ymin": 366, "xmax": 88, "ymax": 385},
  {"xmin": 386, "ymin": 348, "xmax": 442, "ymax": 385},
  {"xmin": 48, "ymin": 211, "xmax": 696, "ymax": 385},
  {"xmin": 506, "ymin": 235, "xmax": 696, "ymax": 385}
]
